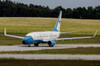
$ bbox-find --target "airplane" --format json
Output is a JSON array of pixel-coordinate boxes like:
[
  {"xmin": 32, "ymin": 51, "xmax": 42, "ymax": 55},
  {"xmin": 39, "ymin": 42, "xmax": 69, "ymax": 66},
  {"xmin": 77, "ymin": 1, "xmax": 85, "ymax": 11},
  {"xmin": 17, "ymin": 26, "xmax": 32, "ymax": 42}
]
[{"xmin": 4, "ymin": 11, "xmax": 97, "ymax": 47}]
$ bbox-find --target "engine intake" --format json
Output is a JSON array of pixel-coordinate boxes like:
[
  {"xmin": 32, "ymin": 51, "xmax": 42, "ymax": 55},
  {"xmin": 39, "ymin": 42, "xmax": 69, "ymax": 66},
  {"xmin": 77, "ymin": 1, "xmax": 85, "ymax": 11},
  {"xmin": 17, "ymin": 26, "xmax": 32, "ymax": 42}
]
[{"xmin": 48, "ymin": 40, "xmax": 56, "ymax": 47}]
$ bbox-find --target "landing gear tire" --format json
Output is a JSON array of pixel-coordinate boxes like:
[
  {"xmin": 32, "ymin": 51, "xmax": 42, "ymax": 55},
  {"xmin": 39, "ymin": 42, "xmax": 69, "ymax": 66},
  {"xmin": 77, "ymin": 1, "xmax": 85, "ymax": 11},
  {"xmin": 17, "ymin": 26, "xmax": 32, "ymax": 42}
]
[
  {"xmin": 28, "ymin": 45, "xmax": 31, "ymax": 47},
  {"xmin": 34, "ymin": 43, "xmax": 39, "ymax": 47}
]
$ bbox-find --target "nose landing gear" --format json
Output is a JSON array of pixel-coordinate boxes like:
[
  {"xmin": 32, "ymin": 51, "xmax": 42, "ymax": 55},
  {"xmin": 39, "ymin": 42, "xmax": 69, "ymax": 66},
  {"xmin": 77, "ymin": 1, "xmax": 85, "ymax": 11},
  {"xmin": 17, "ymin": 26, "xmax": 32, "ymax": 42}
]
[{"xmin": 28, "ymin": 45, "xmax": 31, "ymax": 47}]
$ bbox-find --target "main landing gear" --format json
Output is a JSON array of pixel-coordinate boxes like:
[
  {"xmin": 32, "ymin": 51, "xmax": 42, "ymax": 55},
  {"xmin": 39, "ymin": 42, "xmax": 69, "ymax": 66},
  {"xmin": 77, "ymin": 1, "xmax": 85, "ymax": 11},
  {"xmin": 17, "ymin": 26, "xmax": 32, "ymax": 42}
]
[
  {"xmin": 34, "ymin": 43, "xmax": 39, "ymax": 47},
  {"xmin": 27, "ymin": 43, "xmax": 39, "ymax": 47},
  {"xmin": 27, "ymin": 43, "xmax": 54, "ymax": 47}
]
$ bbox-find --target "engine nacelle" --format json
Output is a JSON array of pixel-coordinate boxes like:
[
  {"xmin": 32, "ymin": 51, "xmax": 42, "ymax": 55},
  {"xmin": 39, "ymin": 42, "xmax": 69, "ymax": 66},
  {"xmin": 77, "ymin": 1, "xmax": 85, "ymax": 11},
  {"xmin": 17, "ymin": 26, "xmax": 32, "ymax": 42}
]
[{"xmin": 48, "ymin": 40, "xmax": 56, "ymax": 46}]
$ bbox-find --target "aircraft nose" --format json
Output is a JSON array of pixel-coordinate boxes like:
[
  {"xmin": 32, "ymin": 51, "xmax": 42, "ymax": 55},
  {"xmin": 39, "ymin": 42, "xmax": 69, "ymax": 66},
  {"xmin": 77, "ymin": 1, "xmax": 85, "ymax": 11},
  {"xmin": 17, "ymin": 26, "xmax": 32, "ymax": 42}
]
[
  {"xmin": 24, "ymin": 37, "xmax": 30, "ymax": 41},
  {"xmin": 24, "ymin": 36, "xmax": 33, "ymax": 44}
]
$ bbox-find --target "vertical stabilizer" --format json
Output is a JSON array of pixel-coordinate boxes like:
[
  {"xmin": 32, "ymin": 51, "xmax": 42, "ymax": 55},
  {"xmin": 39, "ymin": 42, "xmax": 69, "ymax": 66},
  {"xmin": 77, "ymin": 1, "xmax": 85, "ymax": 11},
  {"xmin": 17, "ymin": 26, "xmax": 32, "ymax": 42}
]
[{"xmin": 52, "ymin": 11, "xmax": 62, "ymax": 32}]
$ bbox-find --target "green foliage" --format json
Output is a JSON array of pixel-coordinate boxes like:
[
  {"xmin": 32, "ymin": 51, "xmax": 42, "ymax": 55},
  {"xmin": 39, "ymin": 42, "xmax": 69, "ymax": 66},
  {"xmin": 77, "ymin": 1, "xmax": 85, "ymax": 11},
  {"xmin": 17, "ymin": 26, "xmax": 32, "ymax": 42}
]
[{"xmin": 0, "ymin": 0, "xmax": 100, "ymax": 19}]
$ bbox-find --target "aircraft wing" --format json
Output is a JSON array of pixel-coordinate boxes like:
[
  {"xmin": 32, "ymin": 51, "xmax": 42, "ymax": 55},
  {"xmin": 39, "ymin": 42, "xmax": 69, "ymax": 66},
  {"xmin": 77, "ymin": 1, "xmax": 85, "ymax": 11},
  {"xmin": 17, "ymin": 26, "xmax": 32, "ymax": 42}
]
[
  {"xmin": 4, "ymin": 28, "xmax": 24, "ymax": 39},
  {"xmin": 56, "ymin": 30, "xmax": 97, "ymax": 40}
]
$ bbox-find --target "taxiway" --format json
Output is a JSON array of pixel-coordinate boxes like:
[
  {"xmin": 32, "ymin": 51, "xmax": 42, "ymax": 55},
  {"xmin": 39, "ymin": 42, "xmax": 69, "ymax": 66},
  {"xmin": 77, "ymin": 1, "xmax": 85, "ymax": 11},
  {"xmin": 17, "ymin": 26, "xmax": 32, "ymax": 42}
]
[
  {"xmin": 0, "ymin": 44, "xmax": 100, "ymax": 51},
  {"xmin": 0, "ymin": 54, "xmax": 100, "ymax": 60}
]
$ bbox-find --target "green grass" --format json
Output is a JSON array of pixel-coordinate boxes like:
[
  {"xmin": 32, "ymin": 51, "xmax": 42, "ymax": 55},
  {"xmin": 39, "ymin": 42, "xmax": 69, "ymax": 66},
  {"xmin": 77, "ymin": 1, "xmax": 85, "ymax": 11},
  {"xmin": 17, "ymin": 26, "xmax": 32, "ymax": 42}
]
[
  {"xmin": 0, "ymin": 17, "xmax": 100, "ymax": 34},
  {"xmin": 0, "ymin": 47, "xmax": 100, "ymax": 54},
  {"xmin": 0, "ymin": 17, "xmax": 100, "ymax": 45},
  {"xmin": 0, "ymin": 58, "xmax": 100, "ymax": 66}
]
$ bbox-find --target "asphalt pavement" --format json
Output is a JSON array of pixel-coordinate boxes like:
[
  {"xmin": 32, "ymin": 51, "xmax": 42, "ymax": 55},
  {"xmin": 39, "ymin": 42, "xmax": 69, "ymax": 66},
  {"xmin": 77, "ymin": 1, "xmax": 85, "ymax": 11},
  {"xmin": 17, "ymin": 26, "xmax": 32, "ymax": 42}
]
[
  {"xmin": 0, "ymin": 44, "xmax": 100, "ymax": 60},
  {"xmin": 0, "ymin": 44, "xmax": 100, "ymax": 51},
  {"xmin": 0, "ymin": 54, "xmax": 100, "ymax": 60}
]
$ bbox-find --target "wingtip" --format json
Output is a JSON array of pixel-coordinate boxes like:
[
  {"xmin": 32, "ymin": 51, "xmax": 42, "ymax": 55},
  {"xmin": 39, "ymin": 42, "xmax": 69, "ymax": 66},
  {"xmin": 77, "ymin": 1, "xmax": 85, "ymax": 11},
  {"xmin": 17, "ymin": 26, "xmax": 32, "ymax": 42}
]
[
  {"xmin": 93, "ymin": 30, "xmax": 98, "ymax": 37},
  {"xmin": 4, "ymin": 28, "xmax": 6, "ymax": 35}
]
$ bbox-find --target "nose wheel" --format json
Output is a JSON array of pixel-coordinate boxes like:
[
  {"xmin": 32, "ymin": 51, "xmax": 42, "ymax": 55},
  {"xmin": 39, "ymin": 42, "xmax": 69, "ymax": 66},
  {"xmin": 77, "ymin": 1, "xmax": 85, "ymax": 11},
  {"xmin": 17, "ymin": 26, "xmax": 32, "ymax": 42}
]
[{"xmin": 28, "ymin": 45, "xmax": 31, "ymax": 47}]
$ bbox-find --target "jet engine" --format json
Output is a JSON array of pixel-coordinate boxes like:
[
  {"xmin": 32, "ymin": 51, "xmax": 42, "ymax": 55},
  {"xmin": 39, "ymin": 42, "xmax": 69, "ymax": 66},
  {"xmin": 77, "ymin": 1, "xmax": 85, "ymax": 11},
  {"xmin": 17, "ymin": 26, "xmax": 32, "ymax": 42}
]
[{"xmin": 48, "ymin": 40, "xmax": 56, "ymax": 47}]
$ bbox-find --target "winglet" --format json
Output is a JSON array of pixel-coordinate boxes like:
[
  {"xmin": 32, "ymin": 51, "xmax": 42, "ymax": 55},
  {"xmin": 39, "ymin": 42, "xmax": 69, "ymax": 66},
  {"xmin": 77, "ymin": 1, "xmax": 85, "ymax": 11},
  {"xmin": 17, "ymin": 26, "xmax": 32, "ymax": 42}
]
[
  {"xmin": 93, "ymin": 30, "xmax": 97, "ymax": 37},
  {"xmin": 4, "ymin": 28, "xmax": 6, "ymax": 36}
]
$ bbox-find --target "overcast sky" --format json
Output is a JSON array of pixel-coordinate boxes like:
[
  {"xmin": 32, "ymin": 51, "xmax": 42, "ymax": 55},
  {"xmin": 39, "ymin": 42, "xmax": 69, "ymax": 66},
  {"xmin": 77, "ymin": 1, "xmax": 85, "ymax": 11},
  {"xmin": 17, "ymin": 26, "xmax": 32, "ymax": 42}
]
[{"xmin": 10, "ymin": 0, "xmax": 100, "ymax": 9}]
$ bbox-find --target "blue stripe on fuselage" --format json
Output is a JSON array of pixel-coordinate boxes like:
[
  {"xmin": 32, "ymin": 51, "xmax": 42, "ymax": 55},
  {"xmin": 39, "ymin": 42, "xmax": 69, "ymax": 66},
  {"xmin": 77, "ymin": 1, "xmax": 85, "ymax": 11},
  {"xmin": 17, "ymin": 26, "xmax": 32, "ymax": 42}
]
[{"xmin": 24, "ymin": 37, "xmax": 43, "ymax": 44}]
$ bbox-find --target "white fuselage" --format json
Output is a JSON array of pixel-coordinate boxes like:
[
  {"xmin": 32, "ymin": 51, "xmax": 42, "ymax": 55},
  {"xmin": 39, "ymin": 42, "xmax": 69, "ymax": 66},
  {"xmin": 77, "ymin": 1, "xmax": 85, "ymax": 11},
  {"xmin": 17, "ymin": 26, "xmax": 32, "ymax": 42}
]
[{"xmin": 26, "ymin": 31, "xmax": 60, "ymax": 41}]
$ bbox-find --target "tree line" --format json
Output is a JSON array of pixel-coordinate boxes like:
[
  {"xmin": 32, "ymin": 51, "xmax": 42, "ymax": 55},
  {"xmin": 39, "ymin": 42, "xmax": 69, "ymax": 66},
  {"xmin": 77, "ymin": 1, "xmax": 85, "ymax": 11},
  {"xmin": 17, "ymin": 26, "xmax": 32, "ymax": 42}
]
[{"xmin": 0, "ymin": 0, "xmax": 100, "ymax": 19}]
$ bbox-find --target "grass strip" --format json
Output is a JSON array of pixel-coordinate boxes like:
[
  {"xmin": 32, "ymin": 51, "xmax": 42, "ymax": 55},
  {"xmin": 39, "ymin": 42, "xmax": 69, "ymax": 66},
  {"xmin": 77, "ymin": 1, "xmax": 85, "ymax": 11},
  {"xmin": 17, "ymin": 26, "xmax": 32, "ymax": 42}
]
[
  {"xmin": 0, "ymin": 47, "xmax": 100, "ymax": 54},
  {"xmin": 0, "ymin": 58, "xmax": 100, "ymax": 66}
]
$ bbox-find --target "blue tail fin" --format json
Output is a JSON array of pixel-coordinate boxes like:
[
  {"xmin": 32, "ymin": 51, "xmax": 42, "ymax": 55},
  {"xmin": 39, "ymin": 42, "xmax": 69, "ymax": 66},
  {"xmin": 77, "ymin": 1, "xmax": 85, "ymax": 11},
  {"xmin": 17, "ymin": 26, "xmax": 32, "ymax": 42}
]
[{"xmin": 52, "ymin": 11, "xmax": 62, "ymax": 32}]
